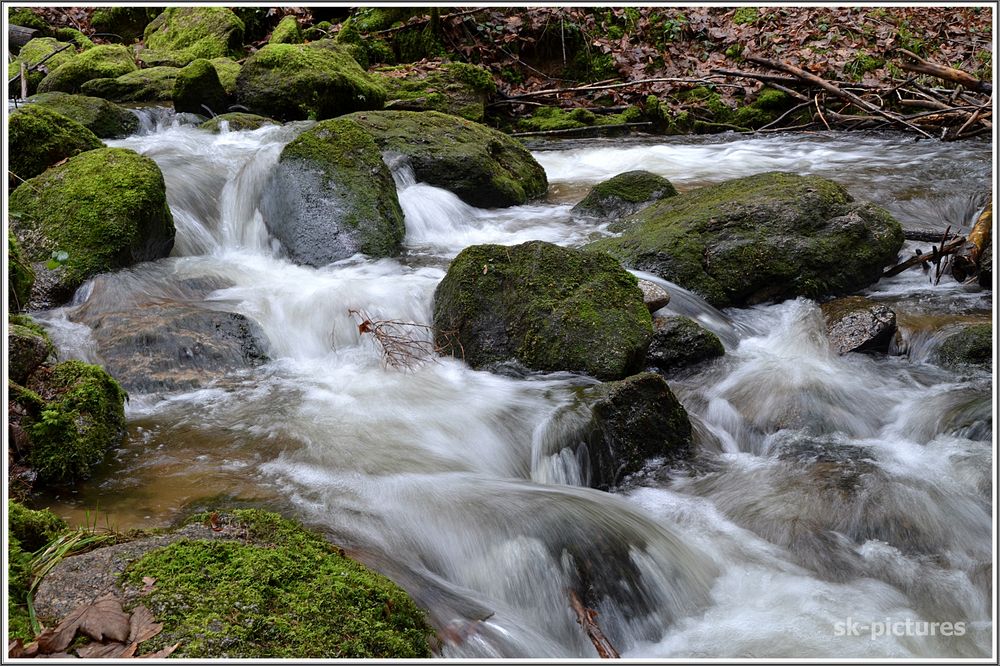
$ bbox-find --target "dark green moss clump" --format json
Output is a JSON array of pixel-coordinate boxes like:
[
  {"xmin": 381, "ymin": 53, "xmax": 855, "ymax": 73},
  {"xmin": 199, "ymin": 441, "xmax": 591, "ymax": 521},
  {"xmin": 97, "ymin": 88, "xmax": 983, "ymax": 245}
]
[
  {"xmin": 23, "ymin": 360, "xmax": 128, "ymax": 484},
  {"xmin": 142, "ymin": 7, "xmax": 245, "ymax": 66},
  {"xmin": 8, "ymin": 104, "xmax": 104, "ymax": 183},
  {"xmin": 9, "ymin": 147, "xmax": 175, "ymax": 306},
  {"xmin": 36, "ymin": 44, "xmax": 137, "ymax": 94},
  {"xmin": 80, "ymin": 66, "xmax": 179, "ymax": 103},
  {"xmin": 9, "ymin": 7, "xmax": 50, "ymax": 32},
  {"xmin": 377, "ymin": 62, "xmax": 496, "ymax": 122},
  {"xmin": 8, "ymin": 236, "xmax": 35, "ymax": 313},
  {"xmin": 7, "ymin": 501, "xmax": 67, "ymax": 641},
  {"xmin": 209, "ymin": 57, "xmax": 241, "ymax": 95},
  {"xmin": 173, "ymin": 58, "xmax": 228, "ymax": 115},
  {"xmin": 572, "ymin": 170, "xmax": 678, "ymax": 219},
  {"xmin": 8, "ymin": 500, "xmax": 67, "ymax": 551},
  {"xmin": 199, "ymin": 112, "xmax": 278, "ymax": 133},
  {"xmin": 27, "ymin": 92, "xmax": 139, "ymax": 138},
  {"xmin": 588, "ymin": 172, "xmax": 904, "ymax": 307},
  {"xmin": 433, "ymin": 240, "xmax": 653, "ymax": 380},
  {"xmin": 8, "ymin": 38, "xmax": 76, "ymax": 96},
  {"xmin": 936, "ymin": 324, "xmax": 993, "ymax": 370},
  {"xmin": 268, "ymin": 15, "xmax": 302, "ymax": 44},
  {"xmin": 124, "ymin": 509, "xmax": 433, "ymax": 658},
  {"xmin": 89, "ymin": 7, "xmax": 160, "ymax": 44},
  {"xmin": 516, "ymin": 105, "xmax": 643, "ymax": 133}
]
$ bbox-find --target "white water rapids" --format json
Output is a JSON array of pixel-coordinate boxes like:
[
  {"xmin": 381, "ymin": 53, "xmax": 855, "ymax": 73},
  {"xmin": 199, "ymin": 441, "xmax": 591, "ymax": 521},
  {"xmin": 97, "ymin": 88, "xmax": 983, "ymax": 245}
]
[{"xmin": 33, "ymin": 113, "xmax": 992, "ymax": 659}]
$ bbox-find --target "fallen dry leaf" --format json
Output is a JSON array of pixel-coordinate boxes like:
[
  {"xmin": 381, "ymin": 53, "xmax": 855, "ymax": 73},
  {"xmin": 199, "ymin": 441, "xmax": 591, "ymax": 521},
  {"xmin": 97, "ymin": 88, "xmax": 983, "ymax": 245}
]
[
  {"xmin": 140, "ymin": 576, "xmax": 157, "ymax": 596},
  {"xmin": 75, "ymin": 641, "xmax": 136, "ymax": 659},
  {"xmin": 39, "ymin": 596, "xmax": 130, "ymax": 652},
  {"xmin": 139, "ymin": 642, "xmax": 180, "ymax": 658},
  {"xmin": 127, "ymin": 605, "xmax": 163, "ymax": 644}
]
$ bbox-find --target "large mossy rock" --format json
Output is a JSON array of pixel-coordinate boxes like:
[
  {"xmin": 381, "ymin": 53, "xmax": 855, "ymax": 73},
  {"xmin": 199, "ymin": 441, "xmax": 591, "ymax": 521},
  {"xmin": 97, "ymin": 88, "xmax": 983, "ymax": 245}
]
[
  {"xmin": 27, "ymin": 92, "xmax": 138, "ymax": 138},
  {"xmin": 8, "ymin": 237, "xmax": 35, "ymax": 313},
  {"xmin": 172, "ymin": 58, "xmax": 228, "ymax": 115},
  {"xmin": 199, "ymin": 112, "xmax": 277, "ymax": 133},
  {"xmin": 377, "ymin": 62, "xmax": 497, "ymax": 122},
  {"xmin": 588, "ymin": 172, "xmax": 904, "ymax": 308},
  {"xmin": 7, "ymin": 37, "xmax": 76, "ymax": 96},
  {"xmin": 36, "ymin": 45, "xmax": 137, "ymax": 94},
  {"xmin": 261, "ymin": 117, "xmax": 404, "ymax": 266},
  {"xmin": 80, "ymin": 66, "xmax": 178, "ymax": 102},
  {"xmin": 33, "ymin": 509, "xmax": 433, "ymax": 658},
  {"xmin": 141, "ymin": 7, "xmax": 245, "ymax": 67},
  {"xmin": 8, "ymin": 148, "xmax": 175, "ymax": 307},
  {"xmin": 8, "ymin": 315, "xmax": 55, "ymax": 385},
  {"xmin": 19, "ymin": 360, "xmax": 127, "ymax": 484},
  {"xmin": 347, "ymin": 110, "xmax": 548, "ymax": 208},
  {"xmin": 433, "ymin": 241, "xmax": 653, "ymax": 380},
  {"xmin": 820, "ymin": 295, "xmax": 897, "ymax": 355},
  {"xmin": 647, "ymin": 315, "xmax": 724, "ymax": 374},
  {"xmin": 935, "ymin": 324, "xmax": 992, "ymax": 370},
  {"xmin": 268, "ymin": 15, "xmax": 302, "ymax": 44},
  {"xmin": 582, "ymin": 372, "xmax": 693, "ymax": 489},
  {"xmin": 8, "ymin": 104, "xmax": 103, "ymax": 183},
  {"xmin": 572, "ymin": 170, "xmax": 678, "ymax": 220},
  {"xmin": 89, "ymin": 7, "xmax": 160, "ymax": 44},
  {"xmin": 236, "ymin": 41, "xmax": 385, "ymax": 121}
]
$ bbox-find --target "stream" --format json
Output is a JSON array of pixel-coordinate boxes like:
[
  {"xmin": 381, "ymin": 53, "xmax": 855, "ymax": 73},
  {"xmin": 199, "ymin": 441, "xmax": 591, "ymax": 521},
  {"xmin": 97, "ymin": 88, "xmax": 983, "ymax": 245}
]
[{"xmin": 31, "ymin": 114, "xmax": 993, "ymax": 659}]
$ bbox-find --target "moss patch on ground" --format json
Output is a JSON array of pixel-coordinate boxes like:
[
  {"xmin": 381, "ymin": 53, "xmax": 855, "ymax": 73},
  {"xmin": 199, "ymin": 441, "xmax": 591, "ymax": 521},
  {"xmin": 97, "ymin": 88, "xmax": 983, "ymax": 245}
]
[
  {"xmin": 516, "ymin": 105, "xmax": 644, "ymax": 133},
  {"xmin": 123, "ymin": 509, "xmax": 433, "ymax": 658},
  {"xmin": 7, "ymin": 501, "xmax": 68, "ymax": 641}
]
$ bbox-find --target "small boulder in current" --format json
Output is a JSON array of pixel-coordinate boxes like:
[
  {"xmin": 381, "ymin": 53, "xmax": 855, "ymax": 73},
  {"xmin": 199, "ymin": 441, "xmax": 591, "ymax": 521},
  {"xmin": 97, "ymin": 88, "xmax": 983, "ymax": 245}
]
[
  {"xmin": 935, "ymin": 323, "xmax": 992, "ymax": 371},
  {"xmin": 647, "ymin": 315, "xmax": 724, "ymax": 373},
  {"xmin": 820, "ymin": 296, "xmax": 897, "ymax": 355},
  {"xmin": 572, "ymin": 170, "xmax": 678, "ymax": 219}
]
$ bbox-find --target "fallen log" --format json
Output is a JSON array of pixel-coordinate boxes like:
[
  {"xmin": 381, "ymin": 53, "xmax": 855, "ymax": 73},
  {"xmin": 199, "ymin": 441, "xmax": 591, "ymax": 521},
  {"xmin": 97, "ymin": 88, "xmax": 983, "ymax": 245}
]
[
  {"xmin": 898, "ymin": 48, "xmax": 993, "ymax": 95},
  {"xmin": 951, "ymin": 198, "xmax": 993, "ymax": 283},
  {"xmin": 882, "ymin": 237, "xmax": 966, "ymax": 278},
  {"xmin": 9, "ymin": 24, "xmax": 38, "ymax": 53},
  {"xmin": 568, "ymin": 590, "xmax": 619, "ymax": 659}
]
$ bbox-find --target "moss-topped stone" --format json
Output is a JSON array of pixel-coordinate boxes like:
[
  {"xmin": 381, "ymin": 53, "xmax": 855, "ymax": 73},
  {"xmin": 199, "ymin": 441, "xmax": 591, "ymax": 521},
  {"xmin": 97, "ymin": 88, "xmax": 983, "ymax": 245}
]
[
  {"xmin": 80, "ymin": 66, "xmax": 178, "ymax": 103},
  {"xmin": 647, "ymin": 315, "xmax": 724, "ymax": 374},
  {"xmin": 27, "ymin": 92, "xmax": 139, "ymax": 138},
  {"xmin": 236, "ymin": 41, "xmax": 385, "ymax": 121},
  {"xmin": 8, "ymin": 37, "xmax": 76, "ymax": 96},
  {"xmin": 269, "ymin": 15, "xmax": 302, "ymax": 44},
  {"xmin": 36, "ymin": 44, "xmax": 137, "ymax": 94},
  {"xmin": 588, "ymin": 172, "xmax": 904, "ymax": 308},
  {"xmin": 935, "ymin": 324, "xmax": 992, "ymax": 370},
  {"xmin": 377, "ymin": 61, "xmax": 497, "ymax": 122},
  {"xmin": 260, "ymin": 117, "xmax": 404, "ymax": 266},
  {"xmin": 9, "ymin": 104, "xmax": 103, "ymax": 183},
  {"xmin": 9, "ymin": 314, "xmax": 55, "ymax": 385},
  {"xmin": 573, "ymin": 170, "xmax": 678, "ymax": 219},
  {"xmin": 209, "ymin": 57, "xmax": 241, "ymax": 96},
  {"xmin": 8, "ymin": 237, "xmax": 35, "ymax": 313},
  {"xmin": 199, "ymin": 112, "xmax": 278, "ymax": 133},
  {"xmin": 89, "ymin": 7, "xmax": 160, "ymax": 44},
  {"xmin": 173, "ymin": 58, "xmax": 228, "ymax": 115},
  {"xmin": 347, "ymin": 110, "xmax": 548, "ymax": 208},
  {"xmin": 433, "ymin": 241, "xmax": 653, "ymax": 379},
  {"xmin": 141, "ymin": 7, "xmax": 245, "ymax": 67},
  {"xmin": 9, "ymin": 148, "xmax": 175, "ymax": 307}
]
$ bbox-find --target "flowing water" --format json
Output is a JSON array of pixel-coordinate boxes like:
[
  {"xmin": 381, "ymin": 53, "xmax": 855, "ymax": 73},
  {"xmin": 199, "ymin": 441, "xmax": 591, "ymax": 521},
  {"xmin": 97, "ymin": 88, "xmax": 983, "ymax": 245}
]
[{"xmin": 30, "ymin": 113, "xmax": 993, "ymax": 659}]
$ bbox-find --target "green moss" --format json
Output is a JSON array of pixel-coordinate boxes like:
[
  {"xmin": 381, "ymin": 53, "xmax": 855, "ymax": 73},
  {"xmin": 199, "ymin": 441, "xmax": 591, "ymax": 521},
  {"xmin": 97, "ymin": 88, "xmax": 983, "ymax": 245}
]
[
  {"xmin": 199, "ymin": 112, "xmax": 278, "ymax": 133},
  {"xmin": 89, "ymin": 7, "xmax": 159, "ymax": 43},
  {"xmin": 36, "ymin": 45, "xmax": 136, "ymax": 94},
  {"xmin": 936, "ymin": 324, "xmax": 992, "ymax": 369},
  {"xmin": 53, "ymin": 27, "xmax": 94, "ymax": 49},
  {"xmin": 733, "ymin": 7, "xmax": 760, "ymax": 25},
  {"xmin": 377, "ymin": 62, "xmax": 496, "ymax": 122},
  {"xmin": 8, "ymin": 7, "xmax": 49, "ymax": 32},
  {"xmin": 303, "ymin": 20, "xmax": 334, "ymax": 41},
  {"xmin": 8, "ymin": 38, "xmax": 76, "ymax": 96},
  {"xmin": 80, "ymin": 66, "xmax": 178, "ymax": 102},
  {"xmin": 28, "ymin": 92, "xmax": 139, "ymax": 138},
  {"xmin": 173, "ymin": 58, "xmax": 228, "ymax": 115},
  {"xmin": 844, "ymin": 52, "xmax": 884, "ymax": 81},
  {"xmin": 142, "ymin": 7, "xmax": 245, "ymax": 66},
  {"xmin": 8, "ymin": 532, "xmax": 34, "ymax": 641},
  {"xmin": 8, "ymin": 104, "xmax": 103, "ymax": 183},
  {"xmin": 24, "ymin": 360, "xmax": 127, "ymax": 484},
  {"xmin": 350, "ymin": 7, "xmax": 421, "ymax": 33},
  {"xmin": 394, "ymin": 22, "xmax": 446, "ymax": 63},
  {"xmin": 209, "ymin": 57, "xmax": 241, "ymax": 95},
  {"xmin": 9, "ymin": 314, "xmax": 55, "ymax": 383},
  {"xmin": 236, "ymin": 41, "xmax": 385, "ymax": 121},
  {"xmin": 433, "ymin": 241, "xmax": 653, "ymax": 379},
  {"xmin": 269, "ymin": 15, "xmax": 302, "ymax": 44},
  {"xmin": 8, "ymin": 500, "xmax": 67, "ymax": 551},
  {"xmin": 517, "ymin": 105, "xmax": 643, "ymax": 133},
  {"xmin": 8, "ymin": 148, "xmax": 175, "ymax": 305},
  {"xmin": 8, "ymin": 236, "xmax": 35, "ymax": 312},
  {"xmin": 124, "ymin": 509, "xmax": 432, "ymax": 658},
  {"xmin": 574, "ymin": 171, "xmax": 678, "ymax": 219}
]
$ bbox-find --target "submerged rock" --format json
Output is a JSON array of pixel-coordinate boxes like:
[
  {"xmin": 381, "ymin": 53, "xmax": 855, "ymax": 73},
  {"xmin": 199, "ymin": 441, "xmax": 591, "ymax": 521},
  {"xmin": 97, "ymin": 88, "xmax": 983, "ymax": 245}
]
[
  {"xmin": 647, "ymin": 315, "xmax": 724, "ymax": 374},
  {"xmin": 8, "ymin": 104, "xmax": 103, "ymax": 183},
  {"xmin": 199, "ymin": 112, "xmax": 278, "ymax": 133},
  {"xmin": 80, "ymin": 66, "xmax": 179, "ymax": 102},
  {"xmin": 140, "ymin": 7, "xmax": 245, "ymax": 67},
  {"xmin": 261, "ymin": 117, "xmax": 404, "ymax": 265},
  {"xmin": 935, "ymin": 323, "xmax": 992, "ymax": 370},
  {"xmin": 376, "ymin": 61, "xmax": 497, "ymax": 122},
  {"xmin": 588, "ymin": 172, "xmax": 904, "ymax": 308},
  {"xmin": 572, "ymin": 170, "xmax": 678, "ymax": 219},
  {"xmin": 236, "ymin": 41, "xmax": 385, "ymax": 121},
  {"xmin": 433, "ymin": 241, "xmax": 653, "ymax": 380},
  {"xmin": 36, "ymin": 44, "xmax": 137, "ymax": 94},
  {"xmin": 820, "ymin": 295, "xmax": 897, "ymax": 354},
  {"xmin": 27, "ymin": 92, "xmax": 139, "ymax": 138},
  {"xmin": 8, "ymin": 148, "xmax": 175, "ymax": 307},
  {"xmin": 173, "ymin": 58, "xmax": 228, "ymax": 115},
  {"xmin": 347, "ymin": 110, "xmax": 548, "ymax": 208}
]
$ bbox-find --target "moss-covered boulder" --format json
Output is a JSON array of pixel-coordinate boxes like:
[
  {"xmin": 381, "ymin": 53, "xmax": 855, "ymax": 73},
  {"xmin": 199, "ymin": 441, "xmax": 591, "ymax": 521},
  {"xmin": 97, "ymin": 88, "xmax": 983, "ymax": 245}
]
[
  {"xmin": 209, "ymin": 56, "xmax": 241, "ymax": 95},
  {"xmin": 820, "ymin": 296, "xmax": 897, "ymax": 355},
  {"xmin": 199, "ymin": 112, "xmax": 278, "ymax": 133},
  {"xmin": 36, "ymin": 44, "xmax": 137, "ymax": 94},
  {"xmin": 269, "ymin": 15, "xmax": 302, "ymax": 44},
  {"xmin": 9, "ymin": 315, "xmax": 55, "ymax": 385},
  {"xmin": 27, "ymin": 92, "xmax": 139, "ymax": 138},
  {"xmin": 53, "ymin": 28, "xmax": 94, "ymax": 50},
  {"xmin": 572, "ymin": 170, "xmax": 678, "ymax": 220},
  {"xmin": 141, "ymin": 7, "xmax": 245, "ymax": 67},
  {"xmin": 646, "ymin": 315, "xmax": 724, "ymax": 374},
  {"xmin": 7, "ymin": 501, "xmax": 67, "ymax": 641},
  {"xmin": 582, "ymin": 372, "xmax": 693, "ymax": 489},
  {"xmin": 80, "ymin": 66, "xmax": 178, "ymax": 102},
  {"xmin": 173, "ymin": 58, "xmax": 228, "ymax": 115},
  {"xmin": 935, "ymin": 324, "xmax": 992, "ymax": 370},
  {"xmin": 89, "ymin": 7, "xmax": 160, "ymax": 44},
  {"xmin": 18, "ymin": 360, "xmax": 128, "ymax": 484},
  {"xmin": 7, "ymin": 37, "xmax": 76, "ymax": 96},
  {"xmin": 588, "ymin": 172, "xmax": 904, "ymax": 308},
  {"xmin": 433, "ymin": 241, "xmax": 653, "ymax": 380},
  {"xmin": 235, "ymin": 41, "xmax": 385, "ymax": 121},
  {"xmin": 8, "ymin": 104, "xmax": 103, "ymax": 183},
  {"xmin": 8, "ymin": 237, "xmax": 35, "ymax": 313},
  {"xmin": 347, "ymin": 110, "xmax": 548, "ymax": 208},
  {"xmin": 377, "ymin": 61, "xmax": 497, "ymax": 122},
  {"xmin": 260, "ymin": 118, "xmax": 404, "ymax": 266},
  {"xmin": 9, "ymin": 148, "xmax": 175, "ymax": 307}
]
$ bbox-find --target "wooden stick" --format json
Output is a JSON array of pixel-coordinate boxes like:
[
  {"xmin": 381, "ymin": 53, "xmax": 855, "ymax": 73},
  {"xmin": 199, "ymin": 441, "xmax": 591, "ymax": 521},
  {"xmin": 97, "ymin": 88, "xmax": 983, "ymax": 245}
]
[
  {"xmin": 505, "ymin": 77, "xmax": 740, "ymax": 100},
  {"xmin": 897, "ymin": 48, "xmax": 993, "ymax": 94},
  {"xmin": 814, "ymin": 94, "xmax": 830, "ymax": 130},
  {"xmin": 757, "ymin": 99, "xmax": 813, "ymax": 131},
  {"xmin": 568, "ymin": 590, "xmax": 619, "ymax": 659},
  {"xmin": 882, "ymin": 237, "xmax": 966, "ymax": 278},
  {"xmin": 20, "ymin": 63, "xmax": 28, "ymax": 100}
]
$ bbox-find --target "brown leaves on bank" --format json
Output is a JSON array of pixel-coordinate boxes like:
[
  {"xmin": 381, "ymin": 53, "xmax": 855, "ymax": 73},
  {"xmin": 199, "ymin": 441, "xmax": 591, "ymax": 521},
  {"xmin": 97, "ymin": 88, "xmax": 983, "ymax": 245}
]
[{"xmin": 7, "ymin": 596, "xmax": 179, "ymax": 659}]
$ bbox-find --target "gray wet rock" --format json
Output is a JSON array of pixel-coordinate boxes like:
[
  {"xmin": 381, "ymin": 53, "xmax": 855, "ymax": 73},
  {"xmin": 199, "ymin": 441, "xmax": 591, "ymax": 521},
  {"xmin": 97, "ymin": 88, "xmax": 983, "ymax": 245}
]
[
  {"xmin": 646, "ymin": 315, "xmax": 725, "ymax": 374},
  {"xmin": 820, "ymin": 295, "xmax": 897, "ymax": 355}
]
